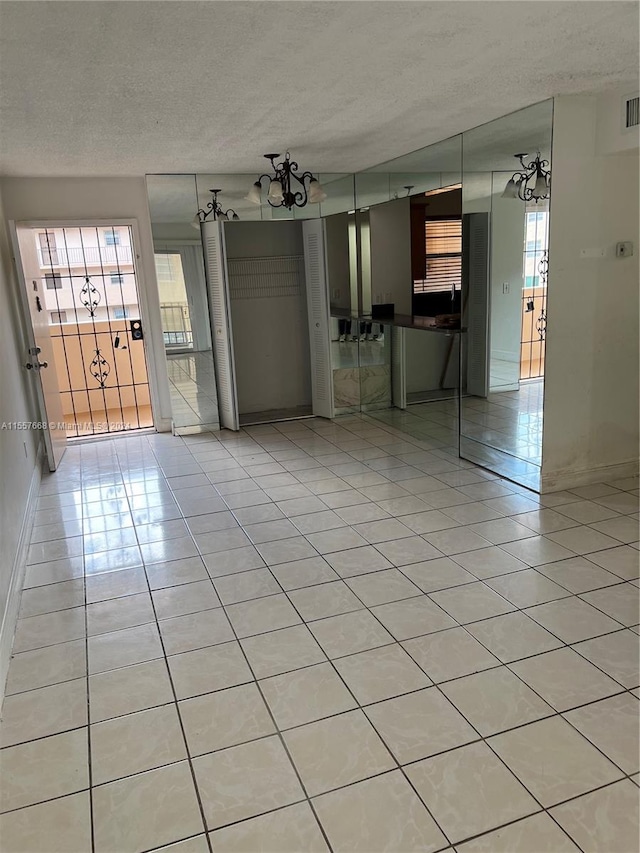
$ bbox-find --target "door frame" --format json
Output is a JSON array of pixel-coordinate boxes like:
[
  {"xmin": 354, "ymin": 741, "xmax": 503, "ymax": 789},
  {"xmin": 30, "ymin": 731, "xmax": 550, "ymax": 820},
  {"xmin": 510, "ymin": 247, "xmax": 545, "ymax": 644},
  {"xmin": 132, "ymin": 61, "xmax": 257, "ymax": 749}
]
[{"xmin": 9, "ymin": 218, "xmax": 167, "ymax": 435}]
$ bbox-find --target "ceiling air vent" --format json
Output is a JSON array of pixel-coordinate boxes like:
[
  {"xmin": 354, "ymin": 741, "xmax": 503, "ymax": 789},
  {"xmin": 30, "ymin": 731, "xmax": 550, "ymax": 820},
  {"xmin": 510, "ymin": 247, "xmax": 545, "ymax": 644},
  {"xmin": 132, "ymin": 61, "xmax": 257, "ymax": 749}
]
[{"xmin": 624, "ymin": 94, "xmax": 639, "ymax": 130}]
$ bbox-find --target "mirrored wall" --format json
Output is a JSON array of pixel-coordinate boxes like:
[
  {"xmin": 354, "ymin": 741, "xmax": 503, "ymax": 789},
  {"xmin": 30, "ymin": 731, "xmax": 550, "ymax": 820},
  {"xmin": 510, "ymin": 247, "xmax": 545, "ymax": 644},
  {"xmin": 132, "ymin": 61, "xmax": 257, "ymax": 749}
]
[
  {"xmin": 146, "ymin": 101, "xmax": 553, "ymax": 490},
  {"xmin": 460, "ymin": 99, "xmax": 553, "ymax": 490},
  {"xmin": 147, "ymin": 174, "xmax": 220, "ymax": 433}
]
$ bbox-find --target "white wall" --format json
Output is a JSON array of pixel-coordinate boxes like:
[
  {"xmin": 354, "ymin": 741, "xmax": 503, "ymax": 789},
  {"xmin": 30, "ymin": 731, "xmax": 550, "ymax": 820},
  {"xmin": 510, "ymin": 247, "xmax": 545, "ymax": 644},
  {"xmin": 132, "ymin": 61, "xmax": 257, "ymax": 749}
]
[
  {"xmin": 0, "ymin": 187, "xmax": 42, "ymax": 696},
  {"xmin": 0, "ymin": 177, "xmax": 172, "ymax": 430},
  {"xmin": 596, "ymin": 85, "xmax": 639, "ymax": 156},
  {"xmin": 489, "ymin": 174, "xmax": 526, "ymax": 386},
  {"xmin": 224, "ymin": 221, "xmax": 312, "ymax": 415},
  {"xmin": 369, "ymin": 198, "xmax": 412, "ymax": 315},
  {"xmin": 543, "ymin": 95, "xmax": 640, "ymax": 489}
]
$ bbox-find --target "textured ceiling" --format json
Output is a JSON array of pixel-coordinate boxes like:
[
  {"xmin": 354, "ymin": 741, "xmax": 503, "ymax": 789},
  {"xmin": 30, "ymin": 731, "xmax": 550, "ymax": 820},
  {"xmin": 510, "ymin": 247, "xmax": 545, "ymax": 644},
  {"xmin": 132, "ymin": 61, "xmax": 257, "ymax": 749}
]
[{"xmin": 0, "ymin": 0, "xmax": 638, "ymax": 177}]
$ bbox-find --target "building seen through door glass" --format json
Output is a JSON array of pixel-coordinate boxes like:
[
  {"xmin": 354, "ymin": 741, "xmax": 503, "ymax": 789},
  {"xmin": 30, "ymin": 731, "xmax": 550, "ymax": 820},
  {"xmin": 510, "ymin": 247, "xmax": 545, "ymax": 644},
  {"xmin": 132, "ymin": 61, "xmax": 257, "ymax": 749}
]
[{"xmin": 34, "ymin": 225, "xmax": 153, "ymax": 436}]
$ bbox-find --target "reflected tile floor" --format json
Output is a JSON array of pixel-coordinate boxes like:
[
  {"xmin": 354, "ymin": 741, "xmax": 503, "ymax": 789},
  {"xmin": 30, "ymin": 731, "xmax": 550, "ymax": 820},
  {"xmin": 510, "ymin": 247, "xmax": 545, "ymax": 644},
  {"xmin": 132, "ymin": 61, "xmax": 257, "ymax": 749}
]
[
  {"xmin": 372, "ymin": 381, "xmax": 544, "ymax": 490},
  {"xmin": 167, "ymin": 350, "xmax": 219, "ymax": 431},
  {"xmin": 0, "ymin": 414, "xmax": 638, "ymax": 852}
]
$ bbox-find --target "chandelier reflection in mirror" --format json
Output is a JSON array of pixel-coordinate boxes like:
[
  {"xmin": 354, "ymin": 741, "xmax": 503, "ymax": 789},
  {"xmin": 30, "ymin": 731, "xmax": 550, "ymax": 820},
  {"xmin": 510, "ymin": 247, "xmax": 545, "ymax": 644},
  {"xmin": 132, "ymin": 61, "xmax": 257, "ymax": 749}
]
[
  {"xmin": 193, "ymin": 189, "xmax": 239, "ymax": 229},
  {"xmin": 502, "ymin": 152, "xmax": 551, "ymax": 203},
  {"xmin": 245, "ymin": 152, "xmax": 326, "ymax": 210}
]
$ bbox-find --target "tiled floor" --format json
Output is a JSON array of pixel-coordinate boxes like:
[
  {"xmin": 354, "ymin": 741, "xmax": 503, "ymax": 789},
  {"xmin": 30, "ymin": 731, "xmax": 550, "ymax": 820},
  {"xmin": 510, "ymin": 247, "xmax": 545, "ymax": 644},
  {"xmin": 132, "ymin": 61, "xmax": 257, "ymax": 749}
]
[{"xmin": 1, "ymin": 414, "xmax": 638, "ymax": 852}]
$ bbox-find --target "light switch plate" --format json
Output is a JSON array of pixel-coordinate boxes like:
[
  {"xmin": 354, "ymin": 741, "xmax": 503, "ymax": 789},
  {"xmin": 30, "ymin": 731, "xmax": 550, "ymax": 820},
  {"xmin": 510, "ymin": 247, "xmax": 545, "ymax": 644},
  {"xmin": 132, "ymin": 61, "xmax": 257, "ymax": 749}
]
[{"xmin": 616, "ymin": 241, "xmax": 634, "ymax": 258}]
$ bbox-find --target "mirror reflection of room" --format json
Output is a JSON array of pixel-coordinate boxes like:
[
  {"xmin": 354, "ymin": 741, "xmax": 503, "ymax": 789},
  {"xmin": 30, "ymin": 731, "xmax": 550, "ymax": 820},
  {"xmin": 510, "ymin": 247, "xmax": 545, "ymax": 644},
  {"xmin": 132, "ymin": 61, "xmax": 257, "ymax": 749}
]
[
  {"xmin": 459, "ymin": 99, "xmax": 553, "ymax": 490},
  {"xmin": 147, "ymin": 174, "xmax": 220, "ymax": 432}
]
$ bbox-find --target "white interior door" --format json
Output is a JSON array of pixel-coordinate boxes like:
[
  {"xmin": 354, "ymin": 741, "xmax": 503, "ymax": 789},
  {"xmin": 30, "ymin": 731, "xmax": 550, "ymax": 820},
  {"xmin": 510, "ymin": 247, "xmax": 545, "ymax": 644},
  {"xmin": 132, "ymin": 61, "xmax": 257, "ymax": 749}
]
[
  {"xmin": 11, "ymin": 224, "xmax": 67, "ymax": 471},
  {"xmin": 391, "ymin": 326, "xmax": 407, "ymax": 409},
  {"xmin": 201, "ymin": 219, "xmax": 239, "ymax": 431},
  {"xmin": 302, "ymin": 219, "xmax": 334, "ymax": 419}
]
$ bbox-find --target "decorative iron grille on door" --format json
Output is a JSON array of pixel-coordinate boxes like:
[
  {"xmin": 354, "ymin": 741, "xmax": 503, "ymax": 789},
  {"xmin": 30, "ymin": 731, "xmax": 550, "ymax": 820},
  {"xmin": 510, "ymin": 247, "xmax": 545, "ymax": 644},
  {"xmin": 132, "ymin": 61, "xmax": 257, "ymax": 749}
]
[
  {"xmin": 520, "ymin": 210, "xmax": 549, "ymax": 381},
  {"xmin": 36, "ymin": 225, "xmax": 152, "ymax": 437}
]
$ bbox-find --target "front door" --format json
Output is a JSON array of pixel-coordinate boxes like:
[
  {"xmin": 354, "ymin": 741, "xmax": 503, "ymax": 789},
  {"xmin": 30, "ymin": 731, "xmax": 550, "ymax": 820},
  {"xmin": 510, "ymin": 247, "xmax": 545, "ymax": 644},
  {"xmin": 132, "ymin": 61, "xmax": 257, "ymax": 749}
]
[
  {"xmin": 12, "ymin": 223, "xmax": 154, "ymax": 466},
  {"xmin": 12, "ymin": 225, "xmax": 67, "ymax": 471}
]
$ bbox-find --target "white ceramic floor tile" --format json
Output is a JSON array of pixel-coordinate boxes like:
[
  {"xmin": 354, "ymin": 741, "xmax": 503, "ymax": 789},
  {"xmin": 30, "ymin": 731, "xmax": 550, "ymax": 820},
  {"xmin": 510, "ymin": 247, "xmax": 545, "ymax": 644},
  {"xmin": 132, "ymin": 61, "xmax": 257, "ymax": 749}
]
[
  {"xmin": 405, "ymin": 741, "xmax": 538, "ymax": 844},
  {"xmin": 563, "ymin": 692, "xmax": 639, "ymax": 774},
  {"xmin": 365, "ymin": 687, "xmax": 478, "ymax": 764},
  {"xmin": 240, "ymin": 624, "xmax": 326, "ymax": 679},
  {"xmin": 370, "ymin": 595, "xmax": 456, "ymax": 641},
  {"xmin": 441, "ymin": 665, "xmax": 554, "ymax": 736},
  {"xmin": 584, "ymin": 545, "xmax": 640, "ymax": 580},
  {"xmin": 466, "ymin": 611, "xmax": 562, "ymax": 663},
  {"xmin": 456, "ymin": 812, "xmax": 579, "ymax": 852},
  {"xmin": 283, "ymin": 709, "xmax": 394, "ymax": 797},
  {"xmin": 193, "ymin": 735, "xmax": 304, "ymax": 830},
  {"xmin": 402, "ymin": 627, "xmax": 501, "ymax": 683},
  {"xmin": 90, "ymin": 704, "xmax": 186, "ymax": 784},
  {"xmin": 180, "ymin": 682, "xmax": 275, "ymax": 756},
  {"xmin": 308, "ymin": 609, "xmax": 394, "ymax": 659},
  {"xmin": 260, "ymin": 662, "xmax": 357, "ymax": 730},
  {"xmin": 168, "ymin": 641, "xmax": 253, "ymax": 700},
  {"xmin": 525, "ymin": 596, "xmax": 623, "ymax": 643},
  {"xmin": 226, "ymin": 593, "xmax": 301, "ymax": 638},
  {"xmin": 580, "ymin": 583, "xmax": 639, "ymax": 626},
  {"xmin": 334, "ymin": 643, "xmax": 431, "ymax": 704},
  {"xmin": 489, "ymin": 716, "xmax": 623, "ymax": 806},
  {"xmin": 0, "ymin": 728, "xmax": 89, "ymax": 813},
  {"xmin": 510, "ymin": 647, "xmax": 623, "ymax": 711},
  {"xmin": 89, "ymin": 658, "xmax": 174, "ymax": 722},
  {"xmin": 572, "ymin": 628, "xmax": 640, "ymax": 688},
  {"xmin": 92, "ymin": 761, "xmax": 204, "ymax": 853},
  {"xmin": 313, "ymin": 770, "xmax": 447, "ymax": 853},
  {"xmin": 549, "ymin": 779, "xmax": 639, "ymax": 853},
  {"xmin": 209, "ymin": 801, "xmax": 328, "ymax": 853},
  {"xmin": 429, "ymin": 582, "xmax": 515, "ymax": 623},
  {"xmin": 0, "ymin": 678, "xmax": 87, "ymax": 747},
  {"xmin": 0, "ymin": 791, "xmax": 92, "ymax": 853}
]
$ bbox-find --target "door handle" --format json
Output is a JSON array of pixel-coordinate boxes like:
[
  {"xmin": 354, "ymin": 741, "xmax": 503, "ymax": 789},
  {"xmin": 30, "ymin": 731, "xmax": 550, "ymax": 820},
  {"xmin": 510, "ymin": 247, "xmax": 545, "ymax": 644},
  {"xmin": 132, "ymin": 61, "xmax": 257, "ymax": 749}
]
[{"xmin": 25, "ymin": 361, "xmax": 48, "ymax": 370}]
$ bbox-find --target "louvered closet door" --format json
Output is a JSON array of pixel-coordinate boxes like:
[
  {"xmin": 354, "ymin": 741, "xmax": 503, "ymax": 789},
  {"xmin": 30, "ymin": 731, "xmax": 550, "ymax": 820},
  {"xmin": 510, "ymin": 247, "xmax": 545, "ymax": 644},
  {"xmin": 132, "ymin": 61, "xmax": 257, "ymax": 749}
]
[
  {"xmin": 391, "ymin": 326, "xmax": 406, "ymax": 409},
  {"xmin": 462, "ymin": 212, "xmax": 490, "ymax": 398},
  {"xmin": 201, "ymin": 220, "xmax": 239, "ymax": 431},
  {"xmin": 302, "ymin": 220, "xmax": 334, "ymax": 419}
]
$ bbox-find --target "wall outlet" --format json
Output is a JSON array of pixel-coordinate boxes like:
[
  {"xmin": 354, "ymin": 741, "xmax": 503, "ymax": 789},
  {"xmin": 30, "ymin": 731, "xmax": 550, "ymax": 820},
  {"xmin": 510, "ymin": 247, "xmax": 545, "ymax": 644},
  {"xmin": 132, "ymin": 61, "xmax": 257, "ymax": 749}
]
[
  {"xmin": 616, "ymin": 241, "xmax": 634, "ymax": 258},
  {"xmin": 502, "ymin": 282, "xmax": 510, "ymax": 294}
]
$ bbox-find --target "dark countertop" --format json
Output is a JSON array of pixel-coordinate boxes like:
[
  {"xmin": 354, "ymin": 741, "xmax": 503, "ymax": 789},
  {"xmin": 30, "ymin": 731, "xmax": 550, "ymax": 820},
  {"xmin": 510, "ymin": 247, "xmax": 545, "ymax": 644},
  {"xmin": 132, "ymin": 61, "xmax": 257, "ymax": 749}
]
[{"xmin": 330, "ymin": 308, "xmax": 464, "ymax": 334}]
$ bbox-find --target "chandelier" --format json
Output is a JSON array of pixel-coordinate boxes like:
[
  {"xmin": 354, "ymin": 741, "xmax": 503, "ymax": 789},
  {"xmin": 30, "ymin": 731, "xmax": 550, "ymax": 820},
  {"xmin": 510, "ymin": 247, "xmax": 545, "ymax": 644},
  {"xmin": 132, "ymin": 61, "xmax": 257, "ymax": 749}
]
[
  {"xmin": 502, "ymin": 152, "xmax": 551, "ymax": 202},
  {"xmin": 245, "ymin": 151, "xmax": 326, "ymax": 210},
  {"xmin": 194, "ymin": 189, "xmax": 239, "ymax": 227}
]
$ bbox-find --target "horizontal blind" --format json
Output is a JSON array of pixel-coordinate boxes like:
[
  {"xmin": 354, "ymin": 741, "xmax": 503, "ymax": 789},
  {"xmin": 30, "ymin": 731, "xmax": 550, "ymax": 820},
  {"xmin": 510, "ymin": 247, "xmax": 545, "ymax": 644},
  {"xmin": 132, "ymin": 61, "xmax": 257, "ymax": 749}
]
[{"xmin": 414, "ymin": 218, "xmax": 462, "ymax": 294}]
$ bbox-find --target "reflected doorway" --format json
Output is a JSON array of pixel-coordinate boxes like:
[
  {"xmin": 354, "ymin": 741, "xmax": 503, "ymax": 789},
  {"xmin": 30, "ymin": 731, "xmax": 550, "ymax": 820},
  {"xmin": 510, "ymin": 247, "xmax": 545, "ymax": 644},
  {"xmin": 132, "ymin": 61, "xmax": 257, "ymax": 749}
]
[{"xmin": 154, "ymin": 244, "xmax": 219, "ymax": 432}]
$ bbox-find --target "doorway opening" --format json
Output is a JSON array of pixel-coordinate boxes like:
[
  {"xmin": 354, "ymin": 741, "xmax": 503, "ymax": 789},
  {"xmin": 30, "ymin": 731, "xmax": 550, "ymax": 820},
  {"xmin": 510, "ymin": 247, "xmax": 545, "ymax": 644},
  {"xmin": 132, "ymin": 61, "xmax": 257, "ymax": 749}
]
[
  {"xmin": 520, "ymin": 209, "xmax": 548, "ymax": 381},
  {"xmin": 24, "ymin": 224, "xmax": 154, "ymax": 437}
]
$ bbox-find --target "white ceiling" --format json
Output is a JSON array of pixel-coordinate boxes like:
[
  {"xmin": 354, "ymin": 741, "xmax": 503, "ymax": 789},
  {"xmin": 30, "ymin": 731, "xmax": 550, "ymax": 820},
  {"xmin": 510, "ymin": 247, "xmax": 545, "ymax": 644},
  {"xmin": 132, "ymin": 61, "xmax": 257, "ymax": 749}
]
[{"xmin": 0, "ymin": 1, "xmax": 638, "ymax": 178}]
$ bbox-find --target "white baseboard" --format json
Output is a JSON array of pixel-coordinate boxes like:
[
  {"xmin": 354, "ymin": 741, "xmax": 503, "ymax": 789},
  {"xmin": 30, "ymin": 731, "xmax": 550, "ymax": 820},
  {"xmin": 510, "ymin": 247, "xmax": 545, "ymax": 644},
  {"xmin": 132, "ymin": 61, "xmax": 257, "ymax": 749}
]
[
  {"xmin": 541, "ymin": 458, "xmax": 640, "ymax": 492},
  {"xmin": 0, "ymin": 443, "xmax": 43, "ymax": 702}
]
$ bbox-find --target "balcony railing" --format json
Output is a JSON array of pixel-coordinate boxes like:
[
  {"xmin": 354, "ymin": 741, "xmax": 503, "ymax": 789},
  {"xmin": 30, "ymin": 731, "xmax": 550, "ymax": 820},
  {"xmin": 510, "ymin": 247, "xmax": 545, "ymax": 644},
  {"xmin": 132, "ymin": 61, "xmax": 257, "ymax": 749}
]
[
  {"xmin": 160, "ymin": 303, "xmax": 193, "ymax": 348},
  {"xmin": 39, "ymin": 245, "xmax": 133, "ymax": 268}
]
